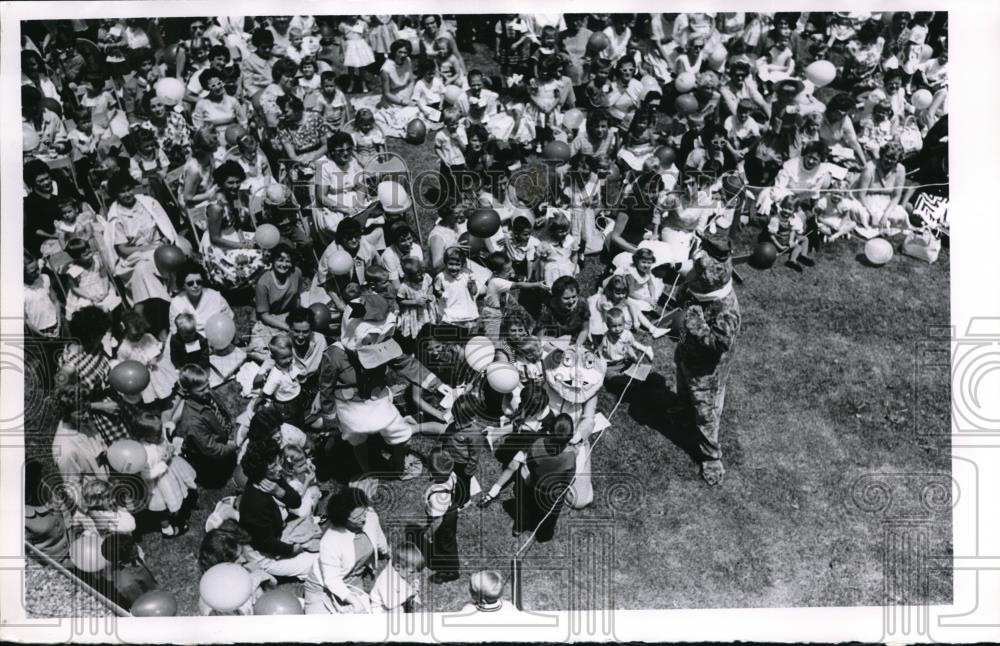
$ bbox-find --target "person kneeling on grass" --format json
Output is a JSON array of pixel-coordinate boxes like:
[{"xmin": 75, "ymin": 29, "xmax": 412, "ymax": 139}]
[{"xmin": 766, "ymin": 195, "xmax": 815, "ymax": 273}]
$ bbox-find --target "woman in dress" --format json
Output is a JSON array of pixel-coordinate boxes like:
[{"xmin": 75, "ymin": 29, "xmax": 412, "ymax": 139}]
[
  {"xmin": 427, "ymin": 202, "xmax": 468, "ymax": 273},
  {"xmin": 304, "ymin": 488, "xmax": 390, "ymax": 614},
  {"xmin": 605, "ymin": 57, "xmax": 644, "ymax": 127},
  {"xmin": 608, "ymin": 170, "xmax": 664, "ymax": 255},
  {"xmin": 201, "ymin": 160, "xmax": 266, "ymax": 290},
  {"xmin": 168, "ymin": 264, "xmax": 235, "ymax": 335},
  {"xmin": 313, "ymin": 130, "xmax": 376, "ymax": 237},
  {"xmin": 275, "ymin": 94, "xmax": 332, "ymax": 181},
  {"xmin": 372, "ymin": 40, "xmax": 420, "ymax": 138},
  {"xmin": 192, "ymin": 68, "xmax": 247, "ymax": 147},
  {"xmin": 247, "ymin": 244, "xmax": 307, "ymax": 362},
  {"xmin": 856, "ymin": 141, "xmax": 909, "ymax": 231}
]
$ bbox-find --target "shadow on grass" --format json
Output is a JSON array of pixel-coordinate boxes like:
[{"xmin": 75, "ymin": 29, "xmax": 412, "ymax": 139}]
[{"xmin": 621, "ymin": 370, "xmax": 703, "ymax": 465}]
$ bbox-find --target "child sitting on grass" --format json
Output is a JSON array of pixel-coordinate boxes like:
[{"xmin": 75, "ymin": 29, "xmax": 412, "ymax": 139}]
[
  {"xmin": 767, "ymin": 195, "xmax": 815, "ymax": 272},
  {"xmin": 597, "ymin": 307, "xmax": 655, "ymax": 383}
]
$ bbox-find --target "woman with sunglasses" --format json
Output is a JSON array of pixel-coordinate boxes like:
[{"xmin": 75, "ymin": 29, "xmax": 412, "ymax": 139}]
[
  {"xmin": 192, "ymin": 68, "xmax": 248, "ymax": 148},
  {"xmin": 719, "ymin": 57, "xmax": 768, "ymax": 117},
  {"xmin": 168, "ymin": 264, "xmax": 235, "ymax": 336},
  {"xmin": 201, "ymin": 160, "xmax": 266, "ymax": 290}
]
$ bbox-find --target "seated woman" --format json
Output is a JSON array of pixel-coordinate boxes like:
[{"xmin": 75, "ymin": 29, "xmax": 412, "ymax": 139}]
[
  {"xmin": 238, "ymin": 437, "xmax": 319, "ymax": 581},
  {"xmin": 181, "ymin": 127, "xmax": 222, "ymax": 232},
  {"xmin": 168, "ymin": 264, "xmax": 235, "ymax": 335},
  {"xmin": 201, "ymin": 160, "xmax": 266, "ymax": 290},
  {"xmin": 368, "ymin": 39, "xmax": 421, "ymax": 138},
  {"xmin": 854, "ymin": 141, "xmax": 909, "ymax": 232},
  {"xmin": 275, "ymin": 94, "xmax": 332, "ymax": 181},
  {"xmin": 192, "ymin": 68, "xmax": 248, "ymax": 148},
  {"xmin": 304, "ymin": 487, "xmax": 390, "ymax": 614},
  {"xmin": 534, "ymin": 275, "xmax": 590, "ymax": 346},
  {"xmin": 608, "ymin": 171, "xmax": 665, "ymax": 255},
  {"xmin": 104, "ymin": 172, "xmax": 189, "ymax": 307},
  {"xmin": 314, "ymin": 131, "xmax": 376, "ymax": 237},
  {"xmin": 247, "ymin": 244, "xmax": 307, "ymax": 363}
]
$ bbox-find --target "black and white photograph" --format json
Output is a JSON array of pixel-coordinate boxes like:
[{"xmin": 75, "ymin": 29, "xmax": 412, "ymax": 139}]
[{"xmin": 0, "ymin": 2, "xmax": 987, "ymax": 643}]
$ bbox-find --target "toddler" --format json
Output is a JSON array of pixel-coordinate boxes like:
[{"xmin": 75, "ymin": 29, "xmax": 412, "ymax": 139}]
[
  {"xmin": 500, "ymin": 215, "xmax": 542, "ymax": 282},
  {"xmin": 348, "ymin": 109, "xmax": 386, "ymax": 168},
  {"xmin": 597, "ymin": 307, "xmax": 654, "ymax": 381},
  {"xmin": 433, "ymin": 247, "xmax": 480, "ymax": 329},
  {"xmin": 55, "ymin": 196, "xmax": 97, "ymax": 251},
  {"xmin": 481, "ymin": 251, "xmax": 546, "ymax": 343},
  {"xmin": 768, "ymin": 195, "xmax": 815, "ymax": 272},
  {"xmin": 169, "ymin": 312, "xmax": 210, "ymax": 370},
  {"xmin": 63, "ymin": 237, "xmax": 122, "ymax": 319},
  {"xmin": 370, "ymin": 542, "xmax": 424, "ymax": 612},
  {"xmin": 396, "ymin": 256, "xmax": 438, "ymax": 343},
  {"xmin": 589, "ymin": 274, "xmax": 667, "ymax": 340},
  {"xmin": 116, "ymin": 311, "xmax": 177, "ymax": 405},
  {"xmin": 423, "ymin": 449, "xmax": 460, "ymax": 583},
  {"xmin": 133, "ymin": 411, "xmax": 196, "ymax": 537},
  {"xmin": 312, "ymin": 71, "xmax": 352, "ymax": 131},
  {"xmin": 434, "ymin": 108, "xmax": 468, "ymax": 203},
  {"xmin": 261, "ymin": 334, "xmax": 305, "ymax": 426}
]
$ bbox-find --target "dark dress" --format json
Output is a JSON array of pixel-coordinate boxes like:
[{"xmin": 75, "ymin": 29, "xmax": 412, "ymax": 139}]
[{"xmin": 515, "ymin": 436, "xmax": 576, "ymax": 542}]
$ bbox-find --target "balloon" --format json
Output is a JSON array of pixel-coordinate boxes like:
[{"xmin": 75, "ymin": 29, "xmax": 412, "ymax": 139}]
[
  {"xmin": 464, "ymin": 336, "xmax": 495, "ymax": 372},
  {"xmin": 654, "ymin": 146, "xmax": 676, "ymax": 169},
  {"xmin": 205, "ymin": 313, "xmax": 236, "ymax": 350},
  {"xmin": 199, "ymin": 563, "xmax": 253, "ymax": 613},
  {"xmin": 675, "ymin": 94, "xmax": 699, "ymax": 115},
  {"xmin": 468, "ymin": 208, "xmax": 501, "ymax": 238},
  {"xmin": 864, "ymin": 238, "xmax": 894, "ymax": 266},
  {"xmin": 131, "ymin": 590, "xmax": 178, "ymax": 617},
  {"xmin": 443, "ymin": 85, "xmax": 464, "ymax": 106},
  {"xmin": 109, "ymin": 360, "xmax": 150, "ymax": 396},
  {"xmin": 377, "ymin": 180, "xmax": 411, "ymax": 214},
  {"xmin": 640, "ymin": 75, "xmax": 661, "ymax": 98},
  {"xmin": 562, "ymin": 108, "xmax": 585, "ymax": 131},
  {"xmin": 327, "ymin": 250, "xmax": 355, "ymax": 276},
  {"xmin": 749, "ymin": 241, "xmax": 778, "ymax": 269},
  {"xmin": 69, "ymin": 532, "xmax": 107, "ymax": 573},
  {"xmin": 224, "ymin": 124, "xmax": 247, "ymax": 146},
  {"xmin": 405, "ymin": 118, "xmax": 426, "ymax": 144},
  {"xmin": 309, "ymin": 302, "xmax": 332, "ymax": 331},
  {"xmin": 22, "ymin": 123, "xmax": 39, "ymax": 152},
  {"xmin": 486, "ymin": 362, "xmax": 520, "ymax": 394},
  {"xmin": 587, "ymin": 31, "xmax": 610, "ymax": 53},
  {"xmin": 708, "ymin": 45, "xmax": 728, "ymax": 68},
  {"xmin": 804, "ymin": 60, "xmax": 836, "ymax": 88},
  {"xmin": 911, "ymin": 89, "xmax": 933, "ymax": 110},
  {"xmin": 153, "ymin": 244, "xmax": 186, "ymax": 274},
  {"xmin": 107, "ymin": 439, "xmax": 148, "ymax": 474},
  {"xmin": 674, "ymin": 72, "xmax": 697, "ymax": 93},
  {"xmin": 542, "ymin": 140, "xmax": 571, "ymax": 163},
  {"xmin": 920, "ymin": 44, "xmax": 934, "ymax": 61},
  {"xmin": 154, "ymin": 77, "xmax": 185, "ymax": 106},
  {"xmin": 263, "ymin": 183, "xmax": 289, "ymax": 205},
  {"xmin": 253, "ymin": 589, "xmax": 303, "ymax": 615},
  {"xmin": 254, "ymin": 224, "xmax": 280, "ymax": 249}
]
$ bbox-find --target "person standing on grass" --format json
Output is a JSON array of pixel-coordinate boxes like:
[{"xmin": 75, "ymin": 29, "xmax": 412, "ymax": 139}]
[{"xmin": 674, "ymin": 234, "xmax": 741, "ymax": 486}]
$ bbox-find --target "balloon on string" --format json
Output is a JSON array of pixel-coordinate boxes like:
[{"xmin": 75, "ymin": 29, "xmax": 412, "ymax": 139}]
[
  {"xmin": 562, "ymin": 108, "xmax": 585, "ymax": 131},
  {"xmin": 486, "ymin": 362, "xmax": 520, "ymax": 394},
  {"xmin": 154, "ymin": 77, "xmax": 186, "ymax": 106},
  {"xmin": 225, "ymin": 124, "xmax": 248, "ymax": 146},
  {"xmin": 153, "ymin": 244, "xmax": 187, "ymax": 274},
  {"xmin": 587, "ymin": 31, "xmax": 610, "ymax": 53},
  {"xmin": 749, "ymin": 240, "xmax": 778, "ymax": 269},
  {"xmin": 377, "ymin": 180, "xmax": 411, "ymax": 214},
  {"xmin": 205, "ymin": 313, "xmax": 236, "ymax": 349},
  {"xmin": 308, "ymin": 302, "xmax": 332, "ymax": 331},
  {"xmin": 255, "ymin": 224, "xmax": 280, "ymax": 249},
  {"xmin": 253, "ymin": 589, "xmax": 303, "ymax": 615},
  {"xmin": 675, "ymin": 93, "xmax": 699, "ymax": 115},
  {"xmin": 443, "ymin": 85, "xmax": 464, "ymax": 106},
  {"xmin": 708, "ymin": 45, "xmax": 729, "ymax": 69},
  {"xmin": 640, "ymin": 75, "xmax": 662, "ymax": 96},
  {"xmin": 69, "ymin": 532, "xmax": 107, "ymax": 573},
  {"xmin": 107, "ymin": 439, "xmax": 148, "ymax": 474},
  {"xmin": 327, "ymin": 250, "xmax": 355, "ymax": 276},
  {"xmin": 654, "ymin": 146, "xmax": 676, "ymax": 169},
  {"xmin": 804, "ymin": 60, "xmax": 836, "ymax": 88},
  {"xmin": 911, "ymin": 89, "xmax": 933, "ymax": 110},
  {"xmin": 405, "ymin": 119, "xmax": 427, "ymax": 144},
  {"xmin": 674, "ymin": 72, "xmax": 697, "ymax": 93},
  {"xmin": 465, "ymin": 336, "xmax": 496, "ymax": 372},
  {"xmin": 199, "ymin": 563, "xmax": 253, "ymax": 613},
  {"xmin": 109, "ymin": 360, "xmax": 150, "ymax": 396},
  {"xmin": 604, "ymin": 163, "xmax": 621, "ymax": 182},
  {"xmin": 920, "ymin": 44, "xmax": 934, "ymax": 61},
  {"xmin": 542, "ymin": 140, "xmax": 572, "ymax": 163},
  {"xmin": 864, "ymin": 238, "xmax": 894, "ymax": 266},
  {"xmin": 131, "ymin": 590, "xmax": 178, "ymax": 617},
  {"xmin": 468, "ymin": 208, "xmax": 501, "ymax": 238}
]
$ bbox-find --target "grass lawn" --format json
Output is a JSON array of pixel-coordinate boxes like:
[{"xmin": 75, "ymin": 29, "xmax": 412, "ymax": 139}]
[{"xmin": 24, "ymin": 43, "xmax": 951, "ymax": 615}]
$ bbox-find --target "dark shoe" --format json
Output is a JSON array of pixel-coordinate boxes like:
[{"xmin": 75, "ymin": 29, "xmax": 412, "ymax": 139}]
[
  {"xmin": 431, "ymin": 571, "xmax": 460, "ymax": 584},
  {"xmin": 785, "ymin": 260, "xmax": 803, "ymax": 273},
  {"xmin": 799, "ymin": 255, "xmax": 816, "ymax": 267}
]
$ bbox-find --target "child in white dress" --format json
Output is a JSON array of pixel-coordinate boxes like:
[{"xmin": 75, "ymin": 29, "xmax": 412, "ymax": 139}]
[
  {"xmin": 340, "ymin": 16, "xmax": 376, "ymax": 93},
  {"xmin": 116, "ymin": 311, "xmax": 178, "ymax": 405},
  {"xmin": 537, "ymin": 214, "xmax": 578, "ymax": 287},
  {"xmin": 396, "ymin": 257, "xmax": 438, "ymax": 341},
  {"xmin": 133, "ymin": 411, "xmax": 197, "ymax": 538},
  {"xmin": 62, "ymin": 237, "xmax": 121, "ymax": 319}
]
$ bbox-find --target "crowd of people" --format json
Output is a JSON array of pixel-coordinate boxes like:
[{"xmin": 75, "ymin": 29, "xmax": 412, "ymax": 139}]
[{"xmin": 22, "ymin": 11, "xmax": 948, "ymax": 617}]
